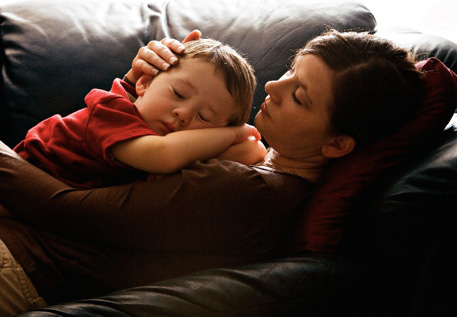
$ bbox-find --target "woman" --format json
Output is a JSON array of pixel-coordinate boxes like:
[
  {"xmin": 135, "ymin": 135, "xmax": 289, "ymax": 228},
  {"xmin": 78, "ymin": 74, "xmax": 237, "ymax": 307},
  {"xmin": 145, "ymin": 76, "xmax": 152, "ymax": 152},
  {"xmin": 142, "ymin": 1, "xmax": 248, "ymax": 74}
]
[{"xmin": 0, "ymin": 30, "xmax": 423, "ymax": 314}]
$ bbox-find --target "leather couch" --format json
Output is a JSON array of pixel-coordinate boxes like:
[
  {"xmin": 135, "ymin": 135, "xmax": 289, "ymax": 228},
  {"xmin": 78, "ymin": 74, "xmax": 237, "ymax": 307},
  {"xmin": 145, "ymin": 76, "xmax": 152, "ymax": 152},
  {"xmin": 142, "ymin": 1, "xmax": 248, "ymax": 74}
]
[{"xmin": 1, "ymin": 0, "xmax": 456, "ymax": 315}]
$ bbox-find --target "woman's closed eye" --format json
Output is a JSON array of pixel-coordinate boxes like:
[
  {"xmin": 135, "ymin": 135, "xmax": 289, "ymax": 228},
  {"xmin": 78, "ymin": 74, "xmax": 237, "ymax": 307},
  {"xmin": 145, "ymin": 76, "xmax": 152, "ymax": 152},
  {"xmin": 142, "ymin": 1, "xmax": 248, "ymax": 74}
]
[
  {"xmin": 293, "ymin": 90, "xmax": 312, "ymax": 109},
  {"xmin": 292, "ymin": 91, "xmax": 302, "ymax": 105}
]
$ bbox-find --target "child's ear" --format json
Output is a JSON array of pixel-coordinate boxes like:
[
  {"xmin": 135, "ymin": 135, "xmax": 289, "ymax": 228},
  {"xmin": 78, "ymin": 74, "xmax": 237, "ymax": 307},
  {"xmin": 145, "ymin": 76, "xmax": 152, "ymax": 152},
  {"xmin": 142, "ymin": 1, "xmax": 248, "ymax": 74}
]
[
  {"xmin": 135, "ymin": 75, "xmax": 152, "ymax": 97},
  {"xmin": 321, "ymin": 135, "xmax": 356, "ymax": 158}
]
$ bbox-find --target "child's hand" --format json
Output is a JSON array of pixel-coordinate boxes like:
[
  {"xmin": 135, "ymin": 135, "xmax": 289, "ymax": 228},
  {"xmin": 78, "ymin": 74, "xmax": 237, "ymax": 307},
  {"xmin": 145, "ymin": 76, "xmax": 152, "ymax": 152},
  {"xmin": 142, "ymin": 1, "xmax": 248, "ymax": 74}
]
[
  {"xmin": 232, "ymin": 124, "xmax": 261, "ymax": 144},
  {"xmin": 222, "ymin": 124, "xmax": 266, "ymax": 165},
  {"xmin": 246, "ymin": 124, "xmax": 262, "ymax": 142},
  {"xmin": 125, "ymin": 30, "xmax": 202, "ymax": 84},
  {"xmin": 218, "ymin": 137, "xmax": 267, "ymax": 165}
]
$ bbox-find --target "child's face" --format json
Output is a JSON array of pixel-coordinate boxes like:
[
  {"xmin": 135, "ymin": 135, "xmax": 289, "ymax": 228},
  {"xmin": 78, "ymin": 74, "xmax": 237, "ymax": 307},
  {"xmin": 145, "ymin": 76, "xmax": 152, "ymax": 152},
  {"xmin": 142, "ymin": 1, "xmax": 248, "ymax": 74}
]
[{"xmin": 134, "ymin": 58, "xmax": 237, "ymax": 135}]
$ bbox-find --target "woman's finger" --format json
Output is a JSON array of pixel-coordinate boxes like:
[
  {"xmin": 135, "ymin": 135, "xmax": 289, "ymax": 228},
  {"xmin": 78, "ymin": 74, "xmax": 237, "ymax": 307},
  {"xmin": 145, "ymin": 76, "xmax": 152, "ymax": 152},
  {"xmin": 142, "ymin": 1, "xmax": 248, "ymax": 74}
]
[
  {"xmin": 132, "ymin": 58, "xmax": 159, "ymax": 77},
  {"xmin": 160, "ymin": 38, "xmax": 185, "ymax": 54},
  {"xmin": 126, "ymin": 33, "xmax": 196, "ymax": 85},
  {"xmin": 139, "ymin": 45, "xmax": 172, "ymax": 71},
  {"xmin": 144, "ymin": 40, "xmax": 178, "ymax": 67},
  {"xmin": 183, "ymin": 29, "xmax": 202, "ymax": 43}
]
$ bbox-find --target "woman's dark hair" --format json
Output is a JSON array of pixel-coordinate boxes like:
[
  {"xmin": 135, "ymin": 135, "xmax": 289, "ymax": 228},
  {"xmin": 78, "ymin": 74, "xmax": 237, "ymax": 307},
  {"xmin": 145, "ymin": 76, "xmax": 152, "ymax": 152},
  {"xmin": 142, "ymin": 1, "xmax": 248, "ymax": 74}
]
[{"xmin": 295, "ymin": 30, "xmax": 424, "ymax": 148}]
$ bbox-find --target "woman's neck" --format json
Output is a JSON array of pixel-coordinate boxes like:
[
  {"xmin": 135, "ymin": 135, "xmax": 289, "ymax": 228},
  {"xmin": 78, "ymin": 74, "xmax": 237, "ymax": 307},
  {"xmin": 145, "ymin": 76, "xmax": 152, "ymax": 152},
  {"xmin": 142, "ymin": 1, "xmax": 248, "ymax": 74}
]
[{"xmin": 258, "ymin": 148, "xmax": 328, "ymax": 182}]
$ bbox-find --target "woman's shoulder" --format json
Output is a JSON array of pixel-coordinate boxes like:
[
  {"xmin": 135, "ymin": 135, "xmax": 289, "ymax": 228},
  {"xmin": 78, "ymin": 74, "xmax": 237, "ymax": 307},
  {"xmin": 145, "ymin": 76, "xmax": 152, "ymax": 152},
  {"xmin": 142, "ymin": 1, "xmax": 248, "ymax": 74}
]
[{"xmin": 185, "ymin": 159, "xmax": 314, "ymax": 198}]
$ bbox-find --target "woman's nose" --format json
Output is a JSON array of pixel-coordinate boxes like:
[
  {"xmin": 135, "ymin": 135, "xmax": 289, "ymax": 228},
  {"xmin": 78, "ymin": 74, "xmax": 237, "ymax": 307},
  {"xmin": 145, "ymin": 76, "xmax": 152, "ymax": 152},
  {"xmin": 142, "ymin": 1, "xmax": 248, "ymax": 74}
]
[{"xmin": 265, "ymin": 80, "xmax": 282, "ymax": 103}]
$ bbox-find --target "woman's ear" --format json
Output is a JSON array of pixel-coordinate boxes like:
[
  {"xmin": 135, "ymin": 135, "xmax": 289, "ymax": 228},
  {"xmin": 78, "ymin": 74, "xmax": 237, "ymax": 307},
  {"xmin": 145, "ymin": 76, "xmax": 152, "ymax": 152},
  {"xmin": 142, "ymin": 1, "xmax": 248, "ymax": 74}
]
[
  {"xmin": 135, "ymin": 75, "xmax": 152, "ymax": 97},
  {"xmin": 321, "ymin": 135, "xmax": 356, "ymax": 158}
]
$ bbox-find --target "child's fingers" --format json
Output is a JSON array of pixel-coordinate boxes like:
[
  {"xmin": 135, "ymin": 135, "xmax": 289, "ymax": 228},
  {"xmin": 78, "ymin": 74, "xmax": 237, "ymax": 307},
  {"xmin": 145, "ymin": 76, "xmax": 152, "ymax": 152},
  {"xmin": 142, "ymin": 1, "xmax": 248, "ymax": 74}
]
[{"xmin": 246, "ymin": 124, "xmax": 262, "ymax": 141}]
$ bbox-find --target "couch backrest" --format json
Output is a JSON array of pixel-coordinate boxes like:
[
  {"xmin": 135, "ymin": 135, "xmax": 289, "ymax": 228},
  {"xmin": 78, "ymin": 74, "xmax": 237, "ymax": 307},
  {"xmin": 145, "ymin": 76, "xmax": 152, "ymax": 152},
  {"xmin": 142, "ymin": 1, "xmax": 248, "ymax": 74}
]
[{"xmin": 0, "ymin": 0, "xmax": 376, "ymax": 147}]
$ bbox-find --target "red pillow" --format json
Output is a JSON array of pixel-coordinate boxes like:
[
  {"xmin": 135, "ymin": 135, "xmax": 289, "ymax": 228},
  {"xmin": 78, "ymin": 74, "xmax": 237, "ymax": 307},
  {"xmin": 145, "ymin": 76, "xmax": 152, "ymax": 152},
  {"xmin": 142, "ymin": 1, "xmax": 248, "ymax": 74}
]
[{"xmin": 291, "ymin": 57, "xmax": 457, "ymax": 254}]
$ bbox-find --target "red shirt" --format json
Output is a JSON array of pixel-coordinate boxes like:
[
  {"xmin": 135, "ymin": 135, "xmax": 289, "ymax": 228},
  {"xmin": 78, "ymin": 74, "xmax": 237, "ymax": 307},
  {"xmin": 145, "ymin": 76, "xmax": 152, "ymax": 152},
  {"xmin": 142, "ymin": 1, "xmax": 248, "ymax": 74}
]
[{"xmin": 14, "ymin": 79, "xmax": 156, "ymax": 188}]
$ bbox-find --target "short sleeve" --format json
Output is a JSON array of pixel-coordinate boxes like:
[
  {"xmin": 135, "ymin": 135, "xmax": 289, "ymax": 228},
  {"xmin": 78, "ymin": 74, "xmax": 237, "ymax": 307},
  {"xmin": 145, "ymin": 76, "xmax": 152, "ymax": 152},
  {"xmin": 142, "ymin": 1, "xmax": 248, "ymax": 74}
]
[{"xmin": 84, "ymin": 81, "xmax": 156, "ymax": 163}]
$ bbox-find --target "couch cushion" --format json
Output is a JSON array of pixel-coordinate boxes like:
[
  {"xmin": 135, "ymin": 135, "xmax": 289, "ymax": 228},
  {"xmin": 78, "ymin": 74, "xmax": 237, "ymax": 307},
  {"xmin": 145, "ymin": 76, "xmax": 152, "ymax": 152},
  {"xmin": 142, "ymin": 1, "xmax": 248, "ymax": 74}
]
[
  {"xmin": 372, "ymin": 116, "xmax": 457, "ymax": 315},
  {"xmin": 377, "ymin": 120, "xmax": 457, "ymax": 253},
  {"xmin": 0, "ymin": 0, "xmax": 376, "ymax": 147},
  {"xmin": 291, "ymin": 58, "xmax": 457, "ymax": 254},
  {"xmin": 375, "ymin": 27, "xmax": 457, "ymax": 73}
]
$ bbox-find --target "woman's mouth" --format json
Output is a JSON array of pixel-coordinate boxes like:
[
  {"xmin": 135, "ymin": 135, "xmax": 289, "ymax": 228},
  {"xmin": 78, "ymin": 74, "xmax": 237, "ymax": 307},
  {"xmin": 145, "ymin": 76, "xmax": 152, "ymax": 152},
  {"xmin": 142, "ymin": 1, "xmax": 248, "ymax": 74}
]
[{"xmin": 261, "ymin": 102, "xmax": 271, "ymax": 118}]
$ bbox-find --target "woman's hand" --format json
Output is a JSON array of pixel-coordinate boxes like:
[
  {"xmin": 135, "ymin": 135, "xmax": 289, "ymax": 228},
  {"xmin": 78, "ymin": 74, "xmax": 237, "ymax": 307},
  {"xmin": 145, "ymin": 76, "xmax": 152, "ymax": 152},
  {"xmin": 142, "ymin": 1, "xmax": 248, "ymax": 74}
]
[{"xmin": 124, "ymin": 30, "xmax": 202, "ymax": 84}]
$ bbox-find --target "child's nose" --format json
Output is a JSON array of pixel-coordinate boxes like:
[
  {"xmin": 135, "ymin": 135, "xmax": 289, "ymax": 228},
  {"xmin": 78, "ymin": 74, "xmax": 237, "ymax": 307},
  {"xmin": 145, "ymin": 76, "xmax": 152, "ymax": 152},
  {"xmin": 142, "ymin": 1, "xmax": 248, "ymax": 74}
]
[{"xmin": 172, "ymin": 108, "xmax": 190, "ymax": 127}]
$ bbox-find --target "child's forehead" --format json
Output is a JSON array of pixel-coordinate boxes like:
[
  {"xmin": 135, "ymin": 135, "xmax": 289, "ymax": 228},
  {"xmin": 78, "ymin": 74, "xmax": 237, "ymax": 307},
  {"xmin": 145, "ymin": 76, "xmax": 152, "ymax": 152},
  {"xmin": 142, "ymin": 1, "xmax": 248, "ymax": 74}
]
[
  {"xmin": 178, "ymin": 57, "xmax": 215, "ymax": 70},
  {"xmin": 173, "ymin": 58, "xmax": 223, "ymax": 82},
  {"xmin": 171, "ymin": 58, "xmax": 233, "ymax": 95}
]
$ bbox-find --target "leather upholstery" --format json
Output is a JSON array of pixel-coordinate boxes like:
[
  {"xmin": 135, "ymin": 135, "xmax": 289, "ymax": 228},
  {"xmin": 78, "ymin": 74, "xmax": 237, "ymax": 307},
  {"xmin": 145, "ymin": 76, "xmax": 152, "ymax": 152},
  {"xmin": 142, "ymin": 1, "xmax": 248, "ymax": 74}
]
[
  {"xmin": 0, "ymin": 0, "xmax": 376, "ymax": 147},
  {"xmin": 18, "ymin": 256, "xmax": 353, "ymax": 316}
]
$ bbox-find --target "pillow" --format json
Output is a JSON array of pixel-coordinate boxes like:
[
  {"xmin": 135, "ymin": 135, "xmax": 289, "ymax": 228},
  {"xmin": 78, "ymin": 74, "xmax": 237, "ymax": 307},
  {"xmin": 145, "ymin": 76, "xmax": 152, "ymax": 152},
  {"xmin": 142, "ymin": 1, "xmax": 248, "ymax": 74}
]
[{"xmin": 290, "ymin": 57, "xmax": 457, "ymax": 254}]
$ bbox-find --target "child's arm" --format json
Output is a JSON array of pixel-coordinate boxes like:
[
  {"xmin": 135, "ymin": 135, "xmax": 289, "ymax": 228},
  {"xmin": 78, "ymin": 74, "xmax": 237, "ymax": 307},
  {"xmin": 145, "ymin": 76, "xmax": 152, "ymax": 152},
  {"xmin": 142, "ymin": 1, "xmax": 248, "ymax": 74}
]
[
  {"xmin": 110, "ymin": 124, "xmax": 256, "ymax": 174},
  {"xmin": 217, "ymin": 137, "xmax": 267, "ymax": 165}
]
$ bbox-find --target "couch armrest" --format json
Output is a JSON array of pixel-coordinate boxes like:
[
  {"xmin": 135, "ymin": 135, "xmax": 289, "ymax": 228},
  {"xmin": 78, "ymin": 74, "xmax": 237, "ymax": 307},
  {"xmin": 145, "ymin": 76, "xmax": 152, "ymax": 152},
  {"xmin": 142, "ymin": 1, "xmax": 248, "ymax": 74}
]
[{"xmin": 18, "ymin": 255, "xmax": 352, "ymax": 316}]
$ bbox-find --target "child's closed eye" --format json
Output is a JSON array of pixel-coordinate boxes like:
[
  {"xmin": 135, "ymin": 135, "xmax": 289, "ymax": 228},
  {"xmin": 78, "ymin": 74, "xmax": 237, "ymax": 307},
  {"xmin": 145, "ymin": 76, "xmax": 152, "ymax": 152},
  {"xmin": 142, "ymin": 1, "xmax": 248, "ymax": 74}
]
[
  {"xmin": 173, "ymin": 88, "xmax": 184, "ymax": 99},
  {"xmin": 198, "ymin": 113, "xmax": 209, "ymax": 122}
]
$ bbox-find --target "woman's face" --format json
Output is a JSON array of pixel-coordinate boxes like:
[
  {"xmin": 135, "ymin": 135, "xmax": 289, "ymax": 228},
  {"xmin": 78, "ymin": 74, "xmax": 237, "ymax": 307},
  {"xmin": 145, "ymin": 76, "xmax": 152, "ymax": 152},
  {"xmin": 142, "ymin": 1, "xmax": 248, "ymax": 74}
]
[{"xmin": 254, "ymin": 54, "xmax": 335, "ymax": 159}]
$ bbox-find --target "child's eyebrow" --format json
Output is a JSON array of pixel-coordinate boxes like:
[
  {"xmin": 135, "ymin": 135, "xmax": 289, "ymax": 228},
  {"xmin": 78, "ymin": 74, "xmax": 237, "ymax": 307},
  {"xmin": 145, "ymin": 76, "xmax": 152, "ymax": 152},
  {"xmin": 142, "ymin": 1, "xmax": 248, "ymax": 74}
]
[
  {"xmin": 176, "ymin": 78, "xmax": 197, "ymax": 92},
  {"xmin": 176, "ymin": 77, "xmax": 219, "ymax": 119}
]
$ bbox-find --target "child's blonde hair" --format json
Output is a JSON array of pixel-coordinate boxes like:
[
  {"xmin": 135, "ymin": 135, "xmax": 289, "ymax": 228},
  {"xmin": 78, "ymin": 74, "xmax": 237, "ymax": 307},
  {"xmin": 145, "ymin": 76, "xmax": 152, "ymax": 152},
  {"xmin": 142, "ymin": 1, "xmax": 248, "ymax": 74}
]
[{"xmin": 181, "ymin": 39, "xmax": 256, "ymax": 125}]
